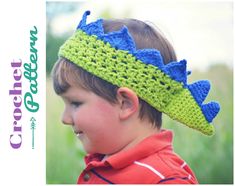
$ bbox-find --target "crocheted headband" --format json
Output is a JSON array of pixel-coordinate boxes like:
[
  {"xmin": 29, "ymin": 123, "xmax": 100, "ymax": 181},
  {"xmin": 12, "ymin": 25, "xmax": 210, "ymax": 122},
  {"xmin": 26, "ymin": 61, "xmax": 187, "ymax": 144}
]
[{"xmin": 58, "ymin": 11, "xmax": 220, "ymax": 136}]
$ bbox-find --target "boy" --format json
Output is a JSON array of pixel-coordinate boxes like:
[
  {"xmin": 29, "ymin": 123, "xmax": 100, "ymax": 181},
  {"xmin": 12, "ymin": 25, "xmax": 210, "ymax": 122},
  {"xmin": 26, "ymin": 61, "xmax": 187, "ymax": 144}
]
[{"xmin": 51, "ymin": 11, "xmax": 220, "ymax": 184}]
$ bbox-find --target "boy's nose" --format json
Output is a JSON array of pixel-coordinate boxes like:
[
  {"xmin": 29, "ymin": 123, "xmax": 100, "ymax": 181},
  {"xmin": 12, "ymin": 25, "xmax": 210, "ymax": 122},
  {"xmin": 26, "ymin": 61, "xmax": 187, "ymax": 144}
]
[{"xmin": 61, "ymin": 109, "xmax": 73, "ymax": 125}]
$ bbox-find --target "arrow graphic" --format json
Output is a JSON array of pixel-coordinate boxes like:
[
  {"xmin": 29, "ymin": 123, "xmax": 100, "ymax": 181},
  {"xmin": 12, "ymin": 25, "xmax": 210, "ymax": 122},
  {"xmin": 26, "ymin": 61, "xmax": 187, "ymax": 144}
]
[{"xmin": 30, "ymin": 117, "xmax": 36, "ymax": 149}]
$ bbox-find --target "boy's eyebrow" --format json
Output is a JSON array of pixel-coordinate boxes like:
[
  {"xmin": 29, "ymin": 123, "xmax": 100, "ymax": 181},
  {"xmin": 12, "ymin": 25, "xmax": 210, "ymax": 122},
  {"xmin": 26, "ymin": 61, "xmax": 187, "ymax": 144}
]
[
  {"xmin": 61, "ymin": 96, "xmax": 80, "ymax": 104},
  {"xmin": 60, "ymin": 89, "xmax": 84, "ymax": 101},
  {"xmin": 60, "ymin": 90, "xmax": 74, "ymax": 100},
  {"xmin": 60, "ymin": 94, "xmax": 70, "ymax": 102}
]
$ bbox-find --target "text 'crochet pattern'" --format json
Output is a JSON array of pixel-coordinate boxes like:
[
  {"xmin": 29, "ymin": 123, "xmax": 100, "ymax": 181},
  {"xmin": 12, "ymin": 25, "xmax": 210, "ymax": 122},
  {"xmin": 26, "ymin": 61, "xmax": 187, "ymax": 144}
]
[{"xmin": 58, "ymin": 11, "xmax": 220, "ymax": 136}]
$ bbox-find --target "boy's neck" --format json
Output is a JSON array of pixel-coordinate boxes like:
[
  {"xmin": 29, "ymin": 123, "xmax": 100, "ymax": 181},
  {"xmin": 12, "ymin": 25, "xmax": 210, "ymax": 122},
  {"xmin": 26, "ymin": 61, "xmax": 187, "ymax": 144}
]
[{"xmin": 104, "ymin": 120, "xmax": 160, "ymax": 159}]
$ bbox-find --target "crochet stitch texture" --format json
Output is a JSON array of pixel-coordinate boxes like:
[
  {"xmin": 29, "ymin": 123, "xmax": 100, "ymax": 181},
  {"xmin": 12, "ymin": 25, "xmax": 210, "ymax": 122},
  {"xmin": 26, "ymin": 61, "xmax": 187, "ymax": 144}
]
[{"xmin": 59, "ymin": 11, "xmax": 220, "ymax": 136}]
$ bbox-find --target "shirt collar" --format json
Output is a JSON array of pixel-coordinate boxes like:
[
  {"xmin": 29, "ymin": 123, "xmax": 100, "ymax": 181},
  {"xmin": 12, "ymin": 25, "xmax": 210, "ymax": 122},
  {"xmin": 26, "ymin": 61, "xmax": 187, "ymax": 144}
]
[
  {"xmin": 85, "ymin": 130, "xmax": 173, "ymax": 170},
  {"xmin": 106, "ymin": 130, "xmax": 173, "ymax": 169}
]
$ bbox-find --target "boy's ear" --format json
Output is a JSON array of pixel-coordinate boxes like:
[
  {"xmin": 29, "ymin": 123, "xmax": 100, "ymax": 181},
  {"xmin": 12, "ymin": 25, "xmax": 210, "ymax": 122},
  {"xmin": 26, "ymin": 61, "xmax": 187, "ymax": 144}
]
[{"xmin": 116, "ymin": 87, "xmax": 139, "ymax": 120}]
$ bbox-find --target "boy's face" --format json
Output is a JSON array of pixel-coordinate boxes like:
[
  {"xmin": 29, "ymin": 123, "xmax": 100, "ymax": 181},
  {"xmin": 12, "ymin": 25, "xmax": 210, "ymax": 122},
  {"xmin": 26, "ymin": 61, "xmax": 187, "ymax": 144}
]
[{"xmin": 60, "ymin": 85, "xmax": 130, "ymax": 155}]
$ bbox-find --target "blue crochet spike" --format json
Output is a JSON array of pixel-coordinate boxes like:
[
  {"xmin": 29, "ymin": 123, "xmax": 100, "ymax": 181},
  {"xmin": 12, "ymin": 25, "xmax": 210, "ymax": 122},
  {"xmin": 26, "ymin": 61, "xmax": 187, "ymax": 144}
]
[
  {"xmin": 163, "ymin": 60, "xmax": 187, "ymax": 85},
  {"xmin": 80, "ymin": 19, "xmax": 104, "ymax": 37},
  {"xmin": 188, "ymin": 80, "xmax": 210, "ymax": 105},
  {"xmin": 133, "ymin": 49, "xmax": 164, "ymax": 68},
  {"xmin": 201, "ymin": 102, "xmax": 220, "ymax": 123},
  {"xmin": 99, "ymin": 26, "xmax": 136, "ymax": 52},
  {"xmin": 77, "ymin": 10, "xmax": 90, "ymax": 29}
]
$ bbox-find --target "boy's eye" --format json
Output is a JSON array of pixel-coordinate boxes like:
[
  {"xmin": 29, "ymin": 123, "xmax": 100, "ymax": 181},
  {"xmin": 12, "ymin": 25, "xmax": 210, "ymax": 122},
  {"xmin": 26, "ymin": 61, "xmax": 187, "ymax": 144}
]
[{"xmin": 71, "ymin": 101, "xmax": 82, "ymax": 108}]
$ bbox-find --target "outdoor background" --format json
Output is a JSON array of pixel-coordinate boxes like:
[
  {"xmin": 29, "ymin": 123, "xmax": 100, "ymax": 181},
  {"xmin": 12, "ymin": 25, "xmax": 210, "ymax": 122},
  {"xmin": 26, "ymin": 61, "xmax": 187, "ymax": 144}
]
[{"xmin": 46, "ymin": 0, "xmax": 233, "ymax": 184}]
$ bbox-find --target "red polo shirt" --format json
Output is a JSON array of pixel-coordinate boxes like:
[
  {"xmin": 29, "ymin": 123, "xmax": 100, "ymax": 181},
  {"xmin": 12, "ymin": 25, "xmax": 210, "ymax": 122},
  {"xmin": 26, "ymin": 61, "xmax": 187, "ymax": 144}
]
[{"xmin": 77, "ymin": 130, "xmax": 198, "ymax": 184}]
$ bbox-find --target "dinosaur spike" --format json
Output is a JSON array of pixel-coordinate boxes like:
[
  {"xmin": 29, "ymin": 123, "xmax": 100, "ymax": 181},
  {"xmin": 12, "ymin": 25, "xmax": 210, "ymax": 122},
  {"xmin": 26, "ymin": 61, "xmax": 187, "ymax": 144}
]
[
  {"xmin": 133, "ymin": 49, "xmax": 164, "ymax": 68},
  {"xmin": 163, "ymin": 60, "xmax": 187, "ymax": 85},
  {"xmin": 77, "ymin": 10, "xmax": 90, "ymax": 28},
  {"xmin": 99, "ymin": 26, "xmax": 136, "ymax": 52},
  {"xmin": 80, "ymin": 19, "xmax": 104, "ymax": 37},
  {"xmin": 188, "ymin": 80, "xmax": 210, "ymax": 105},
  {"xmin": 201, "ymin": 102, "xmax": 220, "ymax": 123}
]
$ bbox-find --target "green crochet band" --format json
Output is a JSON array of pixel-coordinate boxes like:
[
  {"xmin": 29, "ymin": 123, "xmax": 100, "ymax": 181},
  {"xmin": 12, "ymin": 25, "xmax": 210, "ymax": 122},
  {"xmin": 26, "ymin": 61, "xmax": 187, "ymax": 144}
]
[
  {"xmin": 57, "ymin": 11, "xmax": 220, "ymax": 136},
  {"xmin": 59, "ymin": 30, "xmax": 214, "ymax": 135}
]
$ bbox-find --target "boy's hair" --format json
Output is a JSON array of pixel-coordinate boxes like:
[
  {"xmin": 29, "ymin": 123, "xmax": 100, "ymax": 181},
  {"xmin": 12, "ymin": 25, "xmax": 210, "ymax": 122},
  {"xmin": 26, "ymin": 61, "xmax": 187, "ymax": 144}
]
[{"xmin": 52, "ymin": 19, "xmax": 177, "ymax": 128}]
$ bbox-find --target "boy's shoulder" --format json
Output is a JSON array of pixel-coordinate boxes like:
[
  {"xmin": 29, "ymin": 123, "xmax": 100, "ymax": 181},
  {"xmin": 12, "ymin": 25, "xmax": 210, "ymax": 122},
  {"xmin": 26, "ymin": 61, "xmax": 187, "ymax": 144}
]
[
  {"xmin": 127, "ymin": 149, "xmax": 197, "ymax": 183},
  {"xmin": 82, "ymin": 130, "xmax": 198, "ymax": 184}
]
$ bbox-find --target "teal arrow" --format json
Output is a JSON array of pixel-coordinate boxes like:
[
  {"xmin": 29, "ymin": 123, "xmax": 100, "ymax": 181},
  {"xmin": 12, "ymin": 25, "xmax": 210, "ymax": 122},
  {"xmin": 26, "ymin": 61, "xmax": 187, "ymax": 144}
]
[{"xmin": 30, "ymin": 117, "xmax": 36, "ymax": 149}]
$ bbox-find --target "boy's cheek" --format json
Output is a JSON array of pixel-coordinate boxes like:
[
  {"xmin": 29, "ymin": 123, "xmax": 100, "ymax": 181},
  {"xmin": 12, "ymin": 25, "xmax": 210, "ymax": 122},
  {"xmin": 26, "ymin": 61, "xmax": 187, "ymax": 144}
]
[
  {"xmin": 94, "ymin": 100, "xmax": 119, "ymax": 119},
  {"xmin": 73, "ymin": 99, "xmax": 120, "ymax": 131},
  {"xmin": 80, "ymin": 101, "xmax": 118, "ymax": 122}
]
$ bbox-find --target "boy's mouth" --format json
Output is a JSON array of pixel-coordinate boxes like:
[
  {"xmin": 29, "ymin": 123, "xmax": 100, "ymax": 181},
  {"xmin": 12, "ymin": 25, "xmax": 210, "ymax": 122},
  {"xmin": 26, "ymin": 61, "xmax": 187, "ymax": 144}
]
[{"xmin": 74, "ymin": 130, "xmax": 83, "ymax": 137}]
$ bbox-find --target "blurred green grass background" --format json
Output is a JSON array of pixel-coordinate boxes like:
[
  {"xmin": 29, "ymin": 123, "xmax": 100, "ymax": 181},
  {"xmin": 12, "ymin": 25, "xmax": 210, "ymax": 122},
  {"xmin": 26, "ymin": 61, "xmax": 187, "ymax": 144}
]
[
  {"xmin": 47, "ymin": 81, "xmax": 86, "ymax": 184},
  {"xmin": 47, "ymin": 65, "xmax": 233, "ymax": 184}
]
